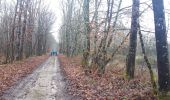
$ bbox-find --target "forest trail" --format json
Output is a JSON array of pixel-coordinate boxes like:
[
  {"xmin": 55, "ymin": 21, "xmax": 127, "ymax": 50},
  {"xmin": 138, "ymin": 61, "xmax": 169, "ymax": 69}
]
[{"xmin": 1, "ymin": 57, "xmax": 70, "ymax": 100}]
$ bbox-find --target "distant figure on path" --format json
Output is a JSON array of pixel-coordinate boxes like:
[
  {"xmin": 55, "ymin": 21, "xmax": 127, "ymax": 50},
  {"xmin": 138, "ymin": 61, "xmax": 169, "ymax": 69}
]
[{"xmin": 50, "ymin": 49, "xmax": 58, "ymax": 56}]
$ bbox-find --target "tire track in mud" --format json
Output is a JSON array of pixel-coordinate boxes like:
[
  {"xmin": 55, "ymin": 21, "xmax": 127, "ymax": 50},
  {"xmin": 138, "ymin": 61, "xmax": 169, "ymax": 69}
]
[{"xmin": 1, "ymin": 57, "xmax": 70, "ymax": 100}]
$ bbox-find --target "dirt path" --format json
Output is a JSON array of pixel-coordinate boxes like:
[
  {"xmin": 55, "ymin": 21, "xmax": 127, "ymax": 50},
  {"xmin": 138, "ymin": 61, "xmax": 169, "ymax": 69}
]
[{"xmin": 1, "ymin": 57, "xmax": 70, "ymax": 100}]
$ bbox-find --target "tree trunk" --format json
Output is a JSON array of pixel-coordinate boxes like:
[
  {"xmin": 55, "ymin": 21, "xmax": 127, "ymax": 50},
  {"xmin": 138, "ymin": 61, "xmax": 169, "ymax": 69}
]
[
  {"xmin": 10, "ymin": 0, "xmax": 19, "ymax": 62},
  {"xmin": 152, "ymin": 0, "xmax": 170, "ymax": 93},
  {"xmin": 16, "ymin": 0, "xmax": 23, "ymax": 61},
  {"xmin": 82, "ymin": 0, "xmax": 90, "ymax": 67},
  {"xmin": 126, "ymin": 0, "xmax": 139, "ymax": 79},
  {"xmin": 138, "ymin": 24, "xmax": 158, "ymax": 96},
  {"xmin": 20, "ymin": 0, "xmax": 29, "ymax": 59}
]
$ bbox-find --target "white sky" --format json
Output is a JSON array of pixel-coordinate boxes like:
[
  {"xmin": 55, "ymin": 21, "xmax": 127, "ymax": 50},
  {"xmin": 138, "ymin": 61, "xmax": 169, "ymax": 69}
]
[
  {"xmin": 48, "ymin": 0, "xmax": 170, "ymax": 42},
  {"xmin": 47, "ymin": 0, "xmax": 62, "ymax": 42}
]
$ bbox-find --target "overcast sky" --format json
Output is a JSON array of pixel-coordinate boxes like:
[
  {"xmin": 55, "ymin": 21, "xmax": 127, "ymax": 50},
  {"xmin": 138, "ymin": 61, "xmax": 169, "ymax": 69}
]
[
  {"xmin": 47, "ymin": 0, "xmax": 62, "ymax": 42},
  {"xmin": 48, "ymin": 0, "xmax": 170, "ymax": 42}
]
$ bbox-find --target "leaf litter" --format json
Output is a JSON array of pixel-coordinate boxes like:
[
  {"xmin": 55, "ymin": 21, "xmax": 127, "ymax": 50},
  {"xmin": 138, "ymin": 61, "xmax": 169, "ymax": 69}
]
[
  {"xmin": 0, "ymin": 55, "xmax": 49, "ymax": 96},
  {"xmin": 58, "ymin": 54, "xmax": 157, "ymax": 100}
]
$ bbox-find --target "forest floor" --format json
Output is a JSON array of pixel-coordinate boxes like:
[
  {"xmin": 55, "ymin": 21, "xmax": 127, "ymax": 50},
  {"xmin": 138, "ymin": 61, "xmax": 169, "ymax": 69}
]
[
  {"xmin": 58, "ymin": 54, "xmax": 157, "ymax": 100},
  {"xmin": 0, "ymin": 56, "xmax": 72, "ymax": 100},
  {"xmin": 0, "ymin": 54, "xmax": 157, "ymax": 100},
  {"xmin": 0, "ymin": 55, "xmax": 48, "ymax": 95}
]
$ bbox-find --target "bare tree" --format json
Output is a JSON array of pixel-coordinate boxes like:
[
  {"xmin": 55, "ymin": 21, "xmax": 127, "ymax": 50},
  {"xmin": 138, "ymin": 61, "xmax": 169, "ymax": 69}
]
[
  {"xmin": 0, "ymin": 0, "xmax": 55, "ymax": 63},
  {"xmin": 126, "ymin": 0, "xmax": 139, "ymax": 79},
  {"xmin": 82, "ymin": 0, "xmax": 90, "ymax": 67},
  {"xmin": 152, "ymin": 0, "xmax": 170, "ymax": 94}
]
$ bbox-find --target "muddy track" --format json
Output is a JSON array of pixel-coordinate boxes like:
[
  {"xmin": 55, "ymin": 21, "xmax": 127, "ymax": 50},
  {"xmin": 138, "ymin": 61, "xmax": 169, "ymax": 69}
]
[{"xmin": 0, "ymin": 57, "xmax": 71, "ymax": 100}]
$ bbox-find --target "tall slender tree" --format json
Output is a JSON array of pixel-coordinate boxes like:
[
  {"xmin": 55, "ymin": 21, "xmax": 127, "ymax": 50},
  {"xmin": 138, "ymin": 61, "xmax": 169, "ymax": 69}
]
[
  {"xmin": 152, "ymin": 0, "xmax": 170, "ymax": 93},
  {"xmin": 82, "ymin": 0, "xmax": 90, "ymax": 67},
  {"xmin": 126, "ymin": 0, "xmax": 139, "ymax": 79}
]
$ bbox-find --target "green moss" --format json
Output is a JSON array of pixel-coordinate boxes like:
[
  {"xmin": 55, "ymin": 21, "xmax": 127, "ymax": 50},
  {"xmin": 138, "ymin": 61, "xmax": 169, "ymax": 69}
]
[{"xmin": 157, "ymin": 91, "xmax": 170, "ymax": 100}]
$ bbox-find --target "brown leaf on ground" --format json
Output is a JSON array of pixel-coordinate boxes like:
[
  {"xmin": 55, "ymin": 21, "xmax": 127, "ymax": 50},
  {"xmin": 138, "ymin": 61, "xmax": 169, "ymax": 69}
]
[
  {"xmin": 58, "ymin": 54, "xmax": 157, "ymax": 100},
  {"xmin": 0, "ymin": 55, "xmax": 49, "ymax": 94}
]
